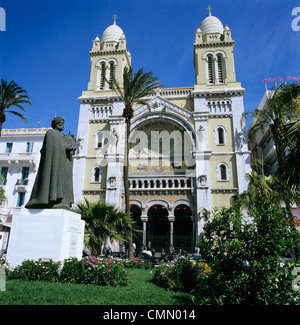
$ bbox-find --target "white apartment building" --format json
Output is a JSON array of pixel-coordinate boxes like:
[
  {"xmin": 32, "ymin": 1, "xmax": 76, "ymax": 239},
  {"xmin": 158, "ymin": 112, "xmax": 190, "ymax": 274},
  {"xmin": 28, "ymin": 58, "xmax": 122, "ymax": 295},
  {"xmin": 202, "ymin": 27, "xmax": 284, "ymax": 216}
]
[{"xmin": 0, "ymin": 128, "xmax": 49, "ymax": 251}]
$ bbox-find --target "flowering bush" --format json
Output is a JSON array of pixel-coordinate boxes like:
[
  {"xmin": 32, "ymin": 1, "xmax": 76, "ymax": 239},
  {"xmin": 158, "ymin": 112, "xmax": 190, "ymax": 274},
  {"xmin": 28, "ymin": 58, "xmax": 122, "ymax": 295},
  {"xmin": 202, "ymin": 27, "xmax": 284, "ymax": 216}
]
[
  {"xmin": 4, "ymin": 256, "xmax": 152, "ymax": 286},
  {"xmin": 123, "ymin": 257, "xmax": 152, "ymax": 269},
  {"xmin": 6, "ymin": 258, "xmax": 60, "ymax": 282},
  {"xmin": 0, "ymin": 257, "xmax": 9, "ymax": 270},
  {"xmin": 153, "ymin": 256, "xmax": 211, "ymax": 292},
  {"xmin": 59, "ymin": 256, "xmax": 128, "ymax": 286}
]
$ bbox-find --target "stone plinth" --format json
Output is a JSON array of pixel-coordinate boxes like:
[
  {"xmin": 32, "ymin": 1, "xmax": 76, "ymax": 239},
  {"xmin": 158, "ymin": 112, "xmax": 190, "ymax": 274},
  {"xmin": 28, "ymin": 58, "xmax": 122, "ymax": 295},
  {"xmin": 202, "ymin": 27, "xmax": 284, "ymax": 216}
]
[{"xmin": 6, "ymin": 209, "xmax": 85, "ymax": 267}]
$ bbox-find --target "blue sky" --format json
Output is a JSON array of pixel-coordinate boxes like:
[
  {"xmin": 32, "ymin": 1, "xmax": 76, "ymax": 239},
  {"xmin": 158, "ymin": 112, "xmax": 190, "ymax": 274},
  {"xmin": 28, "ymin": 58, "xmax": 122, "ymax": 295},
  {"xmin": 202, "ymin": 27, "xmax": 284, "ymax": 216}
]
[{"xmin": 0, "ymin": 0, "xmax": 299, "ymax": 135}]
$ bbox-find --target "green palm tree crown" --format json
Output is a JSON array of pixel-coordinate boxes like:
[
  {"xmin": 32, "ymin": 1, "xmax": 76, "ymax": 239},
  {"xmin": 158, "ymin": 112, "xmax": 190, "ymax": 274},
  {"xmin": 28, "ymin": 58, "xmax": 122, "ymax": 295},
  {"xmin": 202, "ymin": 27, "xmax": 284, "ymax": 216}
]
[
  {"xmin": 111, "ymin": 66, "xmax": 164, "ymax": 122},
  {"xmin": 0, "ymin": 79, "xmax": 31, "ymax": 135},
  {"xmin": 75, "ymin": 199, "xmax": 140, "ymax": 256},
  {"xmin": 248, "ymin": 83, "xmax": 300, "ymax": 188}
]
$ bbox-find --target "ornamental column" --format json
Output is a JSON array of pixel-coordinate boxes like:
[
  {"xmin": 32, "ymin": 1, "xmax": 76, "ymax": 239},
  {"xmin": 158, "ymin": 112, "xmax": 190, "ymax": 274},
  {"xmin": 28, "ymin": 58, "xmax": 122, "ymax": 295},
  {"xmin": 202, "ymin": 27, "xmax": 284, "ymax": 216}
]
[
  {"xmin": 141, "ymin": 215, "xmax": 148, "ymax": 250},
  {"xmin": 168, "ymin": 210, "xmax": 174, "ymax": 252}
]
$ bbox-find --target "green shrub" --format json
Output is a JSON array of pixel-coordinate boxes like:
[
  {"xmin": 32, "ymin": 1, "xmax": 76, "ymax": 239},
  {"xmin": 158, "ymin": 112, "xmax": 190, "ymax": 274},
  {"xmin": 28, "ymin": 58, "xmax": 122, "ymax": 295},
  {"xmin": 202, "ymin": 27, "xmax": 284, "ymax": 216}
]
[
  {"xmin": 195, "ymin": 197, "xmax": 300, "ymax": 305},
  {"xmin": 6, "ymin": 258, "xmax": 60, "ymax": 282},
  {"xmin": 153, "ymin": 257, "xmax": 211, "ymax": 292},
  {"xmin": 59, "ymin": 256, "xmax": 128, "ymax": 286},
  {"xmin": 0, "ymin": 257, "xmax": 9, "ymax": 270},
  {"xmin": 123, "ymin": 257, "xmax": 152, "ymax": 269},
  {"xmin": 58, "ymin": 257, "xmax": 84, "ymax": 284}
]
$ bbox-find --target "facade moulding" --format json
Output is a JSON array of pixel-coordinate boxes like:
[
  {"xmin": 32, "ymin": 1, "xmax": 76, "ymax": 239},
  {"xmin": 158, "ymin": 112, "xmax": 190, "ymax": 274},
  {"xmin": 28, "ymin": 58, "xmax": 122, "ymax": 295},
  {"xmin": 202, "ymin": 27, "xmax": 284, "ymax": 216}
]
[{"xmin": 194, "ymin": 41, "xmax": 235, "ymax": 49}]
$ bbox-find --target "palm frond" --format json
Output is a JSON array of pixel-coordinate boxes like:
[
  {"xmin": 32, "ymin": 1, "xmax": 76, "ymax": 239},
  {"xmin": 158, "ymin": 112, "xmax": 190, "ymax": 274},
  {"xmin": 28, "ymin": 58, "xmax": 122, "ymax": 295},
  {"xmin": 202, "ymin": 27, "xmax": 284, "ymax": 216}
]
[
  {"xmin": 6, "ymin": 110, "xmax": 28, "ymax": 122},
  {"xmin": 0, "ymin": 79, "xmax": 31, "ymax": 131}
]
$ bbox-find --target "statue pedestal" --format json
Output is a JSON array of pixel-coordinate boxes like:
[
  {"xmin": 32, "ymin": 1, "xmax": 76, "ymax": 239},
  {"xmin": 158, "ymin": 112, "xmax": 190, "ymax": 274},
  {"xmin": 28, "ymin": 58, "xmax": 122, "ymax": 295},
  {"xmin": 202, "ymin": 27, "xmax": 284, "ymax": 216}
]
[{"xmin": 6, "ymin": 209, "xmax": 85, "ymax": 268}]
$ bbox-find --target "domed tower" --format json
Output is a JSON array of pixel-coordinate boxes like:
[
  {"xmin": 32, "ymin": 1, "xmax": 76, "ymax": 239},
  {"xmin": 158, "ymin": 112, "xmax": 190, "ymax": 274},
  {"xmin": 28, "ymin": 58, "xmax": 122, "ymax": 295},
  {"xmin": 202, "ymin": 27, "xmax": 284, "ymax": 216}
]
[
  {"xmin": 86, "ymin": 15, "xmax": 131, "ymax": 93},
  {"xmin": 194, "ymin": 6, "xmax": 239, "ymax": 90}
]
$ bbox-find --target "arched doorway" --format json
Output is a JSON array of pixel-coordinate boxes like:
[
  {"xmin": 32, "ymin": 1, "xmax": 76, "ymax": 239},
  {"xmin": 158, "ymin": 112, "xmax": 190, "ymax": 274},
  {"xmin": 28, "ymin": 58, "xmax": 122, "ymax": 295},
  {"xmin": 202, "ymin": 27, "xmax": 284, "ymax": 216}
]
[
  {"xmin": 174, "ymin": 204, "xmax": 193, "ymax": 252},
  {"xmin": 147, "ymin": 205, "xmax": 170, "ymax": 252},
  {"xmin": 130, "ymin": 204, "xmax": 143, "ymax": 253}
]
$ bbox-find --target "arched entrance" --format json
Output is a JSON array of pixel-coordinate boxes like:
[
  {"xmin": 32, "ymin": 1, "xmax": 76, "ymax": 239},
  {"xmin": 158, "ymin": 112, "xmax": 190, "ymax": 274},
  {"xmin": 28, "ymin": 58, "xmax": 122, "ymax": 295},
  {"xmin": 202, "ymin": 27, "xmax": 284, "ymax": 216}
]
[
  {"xmin": 174, "ymin": 204, "xmax": 193, "ymax": 252},
  {"xmin": 147, "ymin": 204, "xmax": 170, "ymax": 252},
  {"xmin": 130, "ymin": 204, "xmax": 143, "ymax": 253}
]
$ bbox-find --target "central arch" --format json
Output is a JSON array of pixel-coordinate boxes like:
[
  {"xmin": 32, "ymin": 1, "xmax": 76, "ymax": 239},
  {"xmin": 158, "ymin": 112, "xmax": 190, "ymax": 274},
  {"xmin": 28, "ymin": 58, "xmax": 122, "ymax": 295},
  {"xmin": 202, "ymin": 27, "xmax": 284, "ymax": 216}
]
[
  {"xmin": 174, "ymin": 204, "xmax": 193, "ymax": 252},
  {"xmin": 147, "ymin": 204, "xmax": 170, "ymax": 252}
]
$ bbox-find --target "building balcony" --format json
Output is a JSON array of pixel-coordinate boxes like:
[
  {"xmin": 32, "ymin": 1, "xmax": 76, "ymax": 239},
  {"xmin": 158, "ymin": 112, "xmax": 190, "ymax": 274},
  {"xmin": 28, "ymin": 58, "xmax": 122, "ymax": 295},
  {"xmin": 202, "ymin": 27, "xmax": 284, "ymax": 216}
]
[
  {"xmin": 15, "ymin": 178, "xmax": 29, "ymax": 191},
  {"xmin": 129, "ymin": 176, "xmax": 193, "ymax": 195},
  {"xmin": 0, "ymin": 152, "xmax": 38, "ymax": 167}
]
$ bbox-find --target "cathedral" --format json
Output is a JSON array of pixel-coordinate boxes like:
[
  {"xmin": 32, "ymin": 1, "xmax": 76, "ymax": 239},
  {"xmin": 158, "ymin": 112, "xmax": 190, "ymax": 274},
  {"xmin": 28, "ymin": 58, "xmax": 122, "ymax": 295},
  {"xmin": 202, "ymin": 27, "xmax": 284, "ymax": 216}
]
[{"xmin": 73, "ymin": 9, "xmax": 251, "ymax": 253}]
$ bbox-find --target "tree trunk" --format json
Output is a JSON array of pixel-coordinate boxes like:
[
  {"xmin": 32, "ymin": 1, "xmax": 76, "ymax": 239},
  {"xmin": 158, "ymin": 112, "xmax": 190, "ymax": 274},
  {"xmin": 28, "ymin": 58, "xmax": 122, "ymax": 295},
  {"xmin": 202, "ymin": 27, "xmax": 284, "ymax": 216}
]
[
  {"xmin": 123, "ymin": 107, "xmax": 134, "ymax": 259},
  {"xmin": 0, "ymin": 113, "xmax": 6, "ymax": 137}
]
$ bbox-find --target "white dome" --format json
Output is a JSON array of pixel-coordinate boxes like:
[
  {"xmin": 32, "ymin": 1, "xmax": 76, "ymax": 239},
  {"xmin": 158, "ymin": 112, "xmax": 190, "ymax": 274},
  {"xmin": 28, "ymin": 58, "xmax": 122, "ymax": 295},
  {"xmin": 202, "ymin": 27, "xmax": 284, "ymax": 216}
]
[
  {"xmin": 200, "ymin": 15, "xmax": 224, "ymax": 35},
  {"xmin": 101, "ymin": 23, "xmax": 125, "ymax": 43}
]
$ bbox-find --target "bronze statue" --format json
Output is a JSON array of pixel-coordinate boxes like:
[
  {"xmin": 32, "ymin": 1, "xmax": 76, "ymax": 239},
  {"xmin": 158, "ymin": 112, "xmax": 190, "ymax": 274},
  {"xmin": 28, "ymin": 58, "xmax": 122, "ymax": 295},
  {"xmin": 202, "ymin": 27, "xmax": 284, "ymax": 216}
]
[{"xmin": 25, "ymin": 117, "xmax": 76, "ymax": 209}]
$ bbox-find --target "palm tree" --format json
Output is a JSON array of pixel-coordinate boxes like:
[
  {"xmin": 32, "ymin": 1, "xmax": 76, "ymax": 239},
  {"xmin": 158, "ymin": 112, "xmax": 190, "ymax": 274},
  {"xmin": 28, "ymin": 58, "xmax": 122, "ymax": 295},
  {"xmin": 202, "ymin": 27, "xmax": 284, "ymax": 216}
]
[
  {"xmin": 75, "ymin": 199, "xmax": 139, "ymax": 256},
  {"xmin": 280, "ymin": 118, "xmax": 300, "ymax": 189},
  {"xmin": 248, "ymin": 83, "xmax": 300, "ymax": 218},
  {"xmin": 111, "ymin": 66, "xmax": 163, "ymax": 258},
  {"xmin": 232, "ymin": 159, "xmax": 300, "ymax": 258},
  {"xmin": 248, "ymin": 83, "xmax": 300, "ymax": 172},
  {"xmin": 0, "ymin": 79, "xmax": 31, "ymax": 136},
  {"xmin": 231, "ymin": 159, "xmax": 274, "ymax": 209}
]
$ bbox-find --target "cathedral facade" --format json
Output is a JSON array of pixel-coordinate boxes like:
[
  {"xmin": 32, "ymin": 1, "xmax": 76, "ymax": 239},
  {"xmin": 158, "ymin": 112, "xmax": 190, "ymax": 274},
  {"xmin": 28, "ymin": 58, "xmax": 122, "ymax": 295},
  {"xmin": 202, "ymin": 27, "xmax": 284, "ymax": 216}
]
[{"xmin": 73, "ymin": 11, "xmax": 251, "ymax": 253}]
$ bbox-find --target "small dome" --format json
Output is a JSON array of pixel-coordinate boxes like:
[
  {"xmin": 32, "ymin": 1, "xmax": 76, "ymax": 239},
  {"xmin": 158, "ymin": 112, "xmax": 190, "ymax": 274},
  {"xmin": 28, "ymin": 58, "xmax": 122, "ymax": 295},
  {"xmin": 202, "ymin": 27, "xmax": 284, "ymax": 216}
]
[
  {"xmin": 101, "ymin": 23, "xmax": 125, "ymax": 43},
  {"xmin": 200, "ymin": 15, "xmax": 224, "ymax": 35}
]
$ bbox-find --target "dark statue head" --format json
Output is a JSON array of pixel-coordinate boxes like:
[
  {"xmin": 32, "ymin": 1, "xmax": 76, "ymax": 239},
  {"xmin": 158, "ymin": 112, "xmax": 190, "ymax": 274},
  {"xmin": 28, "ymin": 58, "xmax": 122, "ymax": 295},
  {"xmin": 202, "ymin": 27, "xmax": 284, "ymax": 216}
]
[{"xmin": 51, "ymin": 117, "xmax": 64, "ymax": 131}]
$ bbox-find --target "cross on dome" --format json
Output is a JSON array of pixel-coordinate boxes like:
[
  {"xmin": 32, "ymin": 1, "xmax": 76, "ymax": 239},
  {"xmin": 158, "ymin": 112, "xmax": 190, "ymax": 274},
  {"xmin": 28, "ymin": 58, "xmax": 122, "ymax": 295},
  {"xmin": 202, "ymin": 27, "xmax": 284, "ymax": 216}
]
[
  {"xmin": 207, "ymin": 5, "xmax": 212, "ymax": 16},
  {"xmin": 113, "ymin": 14, "xmax": 117, "ymax": 24}
]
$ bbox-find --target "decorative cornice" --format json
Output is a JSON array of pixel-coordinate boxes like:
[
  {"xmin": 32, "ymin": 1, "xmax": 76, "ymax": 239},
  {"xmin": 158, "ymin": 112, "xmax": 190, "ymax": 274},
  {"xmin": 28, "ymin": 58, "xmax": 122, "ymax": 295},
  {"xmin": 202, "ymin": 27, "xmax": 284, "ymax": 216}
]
[
  {"xmin": 192, "ymin": 88, "xmax": 245, "ymax": 97},
  {"xmin": 211, "ymin": 188, "xmax": 238, "ymax": 193},
  {"xmin": 194, "ymin": 41, "xmax": 235, "ymax": 49},
  {"xmin": 78, "ymin": 95, "xmax": 120, "ymax": 103},
  {"xmin": 89, "ymin": 49, "xmax": 127, "ymax": 57}
]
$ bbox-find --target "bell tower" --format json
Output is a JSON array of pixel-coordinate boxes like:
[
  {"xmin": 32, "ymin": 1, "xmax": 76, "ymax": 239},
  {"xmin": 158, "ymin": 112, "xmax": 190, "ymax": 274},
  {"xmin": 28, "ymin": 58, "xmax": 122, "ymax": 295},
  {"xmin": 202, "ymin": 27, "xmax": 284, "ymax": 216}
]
[
  {"xmin": 85, "ymin": 15, "xmax": 131, "ymax": 95},
  {"xmin": 193, "ymin": 6, "xmax": 240, "ymax": 91}
]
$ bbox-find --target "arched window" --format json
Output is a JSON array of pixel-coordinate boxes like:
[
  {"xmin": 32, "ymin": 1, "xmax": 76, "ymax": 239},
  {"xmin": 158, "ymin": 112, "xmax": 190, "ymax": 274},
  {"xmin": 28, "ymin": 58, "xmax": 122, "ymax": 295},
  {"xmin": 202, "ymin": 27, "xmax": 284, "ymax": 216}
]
[
  {"xmin": 109, "ymin": 62, "xmax": 115, "ymax": 89},
  {"xmin": 100, "ymin": 62, "xmax": 106, "ymax": 90},
  {"xmin": 215, "ymin": 126, "xmax": 227, "ymax": 145},
  {"xmin": 94, "ymin": 167, "xmax": 100, "ymax": 182},
  {"xmin": 217, "ymin": 54, "xmax": 224, "ymax": 83},
  {"xmin": 217, "ymin": 163, "xmax": 229, "ymax": 181},
  {"xmin": 220, "ymin": 165, "xmax": 227, "ymax": 180},
  {"xmin": 207, "ymin": 55, "xmax": 214, "ymax": 84},
  {"xmin": 218, "ymin": 127, "xmax": 225, "ymax": 145},
  {"xmin": 91, "ymin": 166, "xmax": 102, "ymax": 183},
  {"xmin": 95, "ymin": 131, "xmax": 103, "ymax": 148}
]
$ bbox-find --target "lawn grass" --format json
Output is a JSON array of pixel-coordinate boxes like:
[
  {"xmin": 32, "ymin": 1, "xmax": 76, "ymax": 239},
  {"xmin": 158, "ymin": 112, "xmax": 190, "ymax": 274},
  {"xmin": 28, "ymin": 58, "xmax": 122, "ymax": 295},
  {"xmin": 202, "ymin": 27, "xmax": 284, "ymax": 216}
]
[{"xmin": 0, "ymin": 268, "xmax": 191, "ymax": 305}]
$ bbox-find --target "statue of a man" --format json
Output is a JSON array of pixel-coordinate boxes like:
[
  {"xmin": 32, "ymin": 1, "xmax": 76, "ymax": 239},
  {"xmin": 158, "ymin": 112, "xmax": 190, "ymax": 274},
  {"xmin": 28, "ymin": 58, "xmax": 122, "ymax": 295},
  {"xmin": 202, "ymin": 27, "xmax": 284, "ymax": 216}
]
[{"xmin": 25, "ymin": 117, "xmax": 76, "ymax": 209}]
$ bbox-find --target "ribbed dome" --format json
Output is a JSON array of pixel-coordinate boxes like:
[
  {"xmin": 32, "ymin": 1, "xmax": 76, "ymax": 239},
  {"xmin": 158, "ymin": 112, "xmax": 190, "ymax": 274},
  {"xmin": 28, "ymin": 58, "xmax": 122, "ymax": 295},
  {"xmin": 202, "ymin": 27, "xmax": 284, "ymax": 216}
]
[
  {"xmin": 101, "ymin": 23, "xmax": 125, "ymax": 43},
  {"xmin": 200, "ymin": 15, "xmax": 224, "ymax": 35}
]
